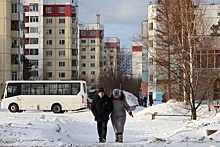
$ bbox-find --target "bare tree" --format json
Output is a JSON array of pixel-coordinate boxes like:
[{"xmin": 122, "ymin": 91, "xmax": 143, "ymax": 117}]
[{"xmin": 148, "ymin": 0, "xmax": 218, "ymax": 120}]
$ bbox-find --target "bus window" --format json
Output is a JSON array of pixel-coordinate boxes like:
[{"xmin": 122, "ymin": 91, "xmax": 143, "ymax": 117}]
[
  {"xmin": 45, "ymin": 83, "xmax": 57, "ymax": 95},
  {"xmin": 72, "ymin": 83, "xmax": 80, "ymax": 95},
  {"xmin": 22, "ymin": 83, "xmax": 30, "ymax": 95},
  {"xmin": 58, "ymin": 84, "xmax": 71, "ymax": 95},
  {"xmin": 6, "ymin": 84, "xmax": 20, "ymax": 98},
  {"xmin": 31, "ymin": 84, "xmax": 44, "ymax": 95}
]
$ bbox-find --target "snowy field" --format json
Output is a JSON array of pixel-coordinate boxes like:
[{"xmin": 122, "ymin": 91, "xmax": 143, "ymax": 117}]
[{"xmin": 0, "ymin": 93, "xmax": 219, "ymax": 147}]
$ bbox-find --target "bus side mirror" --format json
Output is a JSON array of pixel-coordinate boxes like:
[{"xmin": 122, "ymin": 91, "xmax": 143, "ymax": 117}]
[{"xmin": 1, "ymin": 94, "xmax": 3, "ymax": 99}]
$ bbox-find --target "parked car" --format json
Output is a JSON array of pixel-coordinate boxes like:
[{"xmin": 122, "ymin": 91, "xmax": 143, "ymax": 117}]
[{"xmin": 87, "ymin": 97, "xmax": 93, "ymax": 109}]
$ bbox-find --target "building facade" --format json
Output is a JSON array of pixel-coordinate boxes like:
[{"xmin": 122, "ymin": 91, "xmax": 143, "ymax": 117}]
[
  {"xmin": 120, "ymin": 48, "xmax": 132, "ymax": 76},
  {"xmin": 102, "ymin": 37, "xmax": 120, "ymax": 74},
  {"xmin": 147, "ymin": 3, "xmax": 220, "ymax": 101},
  {"xmin": 78, "ymin": 23, "xmax": 104, "ymax": 85},
  {"xmin": 131, "ymin": 42, "xmax": 142, "ymax": 78},
  {"xmin": 23, "ymin": 0, "xmax": 78, "ymax": 80},
  {"xmin": 0, "ymin": 0, "xmax": 24, "ymax": 94}
]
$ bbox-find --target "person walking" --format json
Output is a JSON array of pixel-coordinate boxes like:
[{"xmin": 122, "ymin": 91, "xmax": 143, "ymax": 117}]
[
  {"xmin": 110, "ymin": 89, "xmax": 133, "ymax": 143},
  {"xmin": 91, "ymin": 87, "xmax": 113, "ymax": 143},
  {"xmin": 149, "ymin": 94, "xmax": 153, "ymax": 106},
  {"xmin": 144, "ymin": 95, "xmax": 148, "ymax": 107}
]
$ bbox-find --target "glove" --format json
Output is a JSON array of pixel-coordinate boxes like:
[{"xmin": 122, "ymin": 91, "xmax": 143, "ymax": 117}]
[{"xmin": 128, "ymin": 111, "xmax": 133, "ymax": 117}]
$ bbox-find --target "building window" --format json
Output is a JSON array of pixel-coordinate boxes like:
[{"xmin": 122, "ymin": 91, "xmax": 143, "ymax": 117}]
[
  {"xmin": 30, "ymin": 27, "xmax": 38, "ymax": 33},
  {"xmin": 91, "ymin": 79, "xmax": 95, "ymax": 83},
  {"xmin": 30, "ymin": 38, "xmax": 38, "ymax": 44},
  {"xmin": 91, "ymin": 55, "xmax": 95, "ymax": 59},
  {"xmin": 46, "ymin": 51, "xmax": 52, "ymax": 56},
  {"xmin": 58, "ymin": 7, "xmax": 66, "ymax": 13},
  {"xmin": 72, "ymin": 17, "xmax": 76, "ymax": 23},
  {"xmin": 149, "ymin": 58, "xmax": 153, "ymax": 65},
  {"xmin": 81, "ymin": 31, "xmax": 86, "ymax": 36},
  {"xmin": 46, "ymin": 18, "xmax": 52, "ymax": 24},
  {"xmin": 149, "ymin": 40, "xmax": 153, "ymax": 47},
  {"xmin": 59, "ymin": 72, "xmax": 65, "ymax": 78},
  {"xmin": 59, "ymin": 18, "xmax": 65, "ymax": 24},
  {"xmin": 90, "ymin": 31, "xmax": 95, "ymax": 36},
  {"xmin": 59, "ymin": 29, "xmax": 65, "ymax": 34},
  {"xmin": 28, "ymin": 49, "xmax": 38, "ymax": 55},
  {"xmin": 91, "ymin": 40, "xmax": 95, "ymax": 43},
  {"xmin": 91, "ymin": 48, "xmax": 95, "ymax": 51},
  {"xmin": 82, "ymin": 71, "xmax": 86, "ymax": 75},
  {"xmin": 110, "ymin": 62, "xmax": 113, "ymax": 65},
  {"xmin": 59, "ymin": 51, "xmax": 65, "ymax": 56},
  {"xmin": 46, "ymin": 40, "xmax": 52, "ymax": 45},
  {"xmin": 81, "ymin": 48, "xmax": 86, "ymax": 51},
  {"xmin": 30, "ymin": 16, "xmax": 39, "ymax": 22},
  {"xmin": 72, "ymin": 7, "xmax": 76, "ymax": 13},
  {"xmin": 11, "ymin": 72, "xmax": 18, "ymax": 80},
  {"xmin": 91, "ymin": 71, "xmax": 95, "ymax": 75},
  {"xmin": 81, "ymin": 55, "xmax": 86, "ymax": 59},
  {"xmin": 72, "ymin": 39, "xmax": 76, "ymax": 45},
  {"xmin": 59, "ymin": 40, "xmax": 65, "ymax": 45},
  {"xmin": 59, "ymin": 62, "xmax": 65, "ymax": 67},
  {"xmin": 46, "ymin": 7, "xmax": 52, "ymax": 13},
  {"xmin": 46, "ymin": 29, "xmax": 52, "ymax": 34},
  {"xmin": 30, "ymin": 4, "xmax": 39, "ymax": 12},
  {"xmin": 46, "ymin": 72, "xmax": 52, "ymax": 78},
  {"xmin": 91, "ymin": 63, "xmax": 95, "ymax": 67},
  {"xmin": 82, "ymin": 63, "xmax": 86, "ymax": 67},
  {"xmin": 12, "ymin": 4, "xmax": 18, "ymax": 13},
  {"xmin": 81, "ymin": 40, "xmax": 86, "ymax": 43},
  {"xmin": 149, "ymin": 22, "xmax": 153, "ymax": 30},
  {"xmin": 30, "ymin": 60, "xmax": 38, "ymax": 66},
  {"xmin": 150, "ymin": 74, "xmax": 153, "ymax": 82},
  {"xmin": 72, "ymin": 60, "xmax": 76, "ymax": 66},
  {"xmin": 23, "ymin": 8, "xmax": 28, "ymax": 12},
  {"xmin": 110, "ymin": 50, "xmax": 114, "ymax": 53},
  {"xmin": 110, "ymin": 43, "xmax": 114, "ymax": 47},
  {"xmin": 46, "ymin": 62, "xmax": 52, "ymax": 66}
]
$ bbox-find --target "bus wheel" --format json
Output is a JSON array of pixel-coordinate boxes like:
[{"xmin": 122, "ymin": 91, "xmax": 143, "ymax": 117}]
[
  {"xmin": 9, "ymin": 103, "xmax": 19, "ymax": 113},
  {"xmin": 52, "ymin": 104, "xmax": 62, "ymax": 113}
]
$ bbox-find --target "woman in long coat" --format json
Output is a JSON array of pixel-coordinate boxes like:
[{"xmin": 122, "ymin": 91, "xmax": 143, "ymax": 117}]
[{"xmin": 110, "ymin": 89, "xmax": 133, "ymax": 142}]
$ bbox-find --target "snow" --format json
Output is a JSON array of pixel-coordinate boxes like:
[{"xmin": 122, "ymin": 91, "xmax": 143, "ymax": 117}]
[{"xmin": 0, "ymin": 92, "xmax": 219, "ymax": 147}]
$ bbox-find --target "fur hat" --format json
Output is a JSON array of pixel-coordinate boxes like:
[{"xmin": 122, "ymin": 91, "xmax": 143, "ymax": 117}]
[
  {"xmin": 113, "ymin": 89, "xmax": 121, "ymax": 97},
  {"xmin": 98, "ymin": 87, "xmax": 105, "ymax": 93}
]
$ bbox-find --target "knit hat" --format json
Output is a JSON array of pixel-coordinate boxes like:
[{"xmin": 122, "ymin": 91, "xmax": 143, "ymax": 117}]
[
  {"xmin": 98, "ymin": 87, "xmax": 105, "ymax": 93},
  {"xmin": 113, "ymin": 89, "xmax": 121, "ymax": 97}
]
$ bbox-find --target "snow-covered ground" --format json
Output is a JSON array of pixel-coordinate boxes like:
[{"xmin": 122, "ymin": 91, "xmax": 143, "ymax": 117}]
[{"xmin": 0, "ymin": 92, "xmax": 219, "ymax": 147}]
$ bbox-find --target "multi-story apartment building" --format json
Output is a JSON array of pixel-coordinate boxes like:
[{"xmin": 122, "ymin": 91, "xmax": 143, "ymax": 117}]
[
  {"xmin": 131, "ymin": 42, "xmax": 142, "ymax": 78},
  {"xmin": 0, "ymin": 0, "xmax": 23, "ymax": 94},
  {"xmin": 147, "ymin": 2, "xmax": 220, "ymax": 101},
  {"xmin": 120, "ymin": 48, "xmax": 132, "ymax": 76},
  {"xmin": 102, "ymin": 37, "xmax": 120, "ymax": 74},
  {"xmin": 23, "ymin": 0, "xmax": 78, "ymax": 80},
  {"xmin": 78, "ymin": 22, "xmax": 104, "ymax": 85}
]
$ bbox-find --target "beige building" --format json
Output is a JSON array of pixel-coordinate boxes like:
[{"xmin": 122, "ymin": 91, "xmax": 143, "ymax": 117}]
[
  {"xmin": 0, "ymin": 0, "xmax": 23, "ymax": 94},
  {"xmin": 102, "ymin": 37, "xmax": 120, "ymax": 74},
  {"xmin": 78, "ymin": 23, "xmax": 104, "ymax": 86},
  {"xmin": 132, "ymin": 42, "xmax": 142, "ymax": 78},
  {"xmin": 23, "ymin": 0, "xmax": 78, "ymax": 80}
]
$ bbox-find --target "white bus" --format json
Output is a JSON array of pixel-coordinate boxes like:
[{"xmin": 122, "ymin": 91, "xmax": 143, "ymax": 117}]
[{"xmin": 1, "ymin": 80, "xmax": 87, "ymax": 113}]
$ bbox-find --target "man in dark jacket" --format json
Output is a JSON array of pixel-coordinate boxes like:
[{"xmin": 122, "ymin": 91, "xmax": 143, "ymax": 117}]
[{"xmin": 91, "ymin": 88, "xmax": 113, "ymax": 143}]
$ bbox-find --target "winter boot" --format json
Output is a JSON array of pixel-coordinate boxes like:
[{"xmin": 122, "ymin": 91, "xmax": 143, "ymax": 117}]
[
  {"xmin": 115, "ymin": 133, "xmax": 123, "ymax": 143},
  {"xmin": 118, "ymin": 134, "xmax": 123, "ymax": 143}
]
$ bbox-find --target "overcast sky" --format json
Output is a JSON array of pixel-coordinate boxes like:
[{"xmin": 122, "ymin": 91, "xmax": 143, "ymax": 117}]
[{"xmin": 78, "ymin": 0, "xmax": 220, "ymax": 48}]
